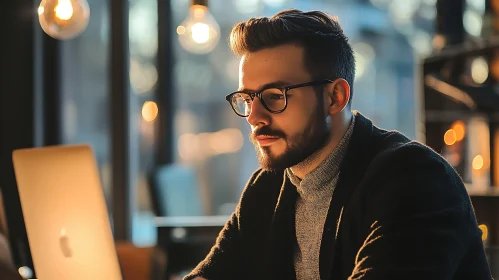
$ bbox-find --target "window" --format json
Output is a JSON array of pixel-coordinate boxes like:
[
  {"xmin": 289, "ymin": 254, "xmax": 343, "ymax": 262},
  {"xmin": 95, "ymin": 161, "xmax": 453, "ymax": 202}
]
[
  {"xmin": 168, "ymin": 0, "xmax": 430, "ymax": 217},
  {"xmin": 60, "ymin": 0, "xmax": 112, "ymax": 204},
  {"xmin": 129, "ymin": 0, "xmax": 159, "ymax": 246}
]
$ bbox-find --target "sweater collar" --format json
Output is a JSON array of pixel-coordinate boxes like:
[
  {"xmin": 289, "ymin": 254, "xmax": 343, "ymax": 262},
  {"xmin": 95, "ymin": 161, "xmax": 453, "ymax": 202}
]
[{"xmin": 286, "ymin": 116, "xmax": 355, "ymax": 198}]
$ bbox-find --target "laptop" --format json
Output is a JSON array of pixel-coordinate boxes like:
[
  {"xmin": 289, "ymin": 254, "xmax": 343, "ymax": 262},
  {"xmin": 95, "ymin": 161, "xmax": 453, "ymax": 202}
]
[{"xmin": 12, "ymin": 144, "xmax": 122, "ymax": 280}]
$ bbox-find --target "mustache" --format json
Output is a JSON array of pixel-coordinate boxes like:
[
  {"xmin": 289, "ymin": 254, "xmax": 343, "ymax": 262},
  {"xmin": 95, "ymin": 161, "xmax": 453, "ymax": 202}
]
[{"xmin": 250, "ymin": 126, "xmax": 286, "ymax": 141}]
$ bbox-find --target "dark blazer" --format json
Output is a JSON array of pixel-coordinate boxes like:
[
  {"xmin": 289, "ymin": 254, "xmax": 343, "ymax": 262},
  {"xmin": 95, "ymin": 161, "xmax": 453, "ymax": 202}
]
[{"xmin": 184, "ymin": 111, "xmax": 492, "ymax": 280}]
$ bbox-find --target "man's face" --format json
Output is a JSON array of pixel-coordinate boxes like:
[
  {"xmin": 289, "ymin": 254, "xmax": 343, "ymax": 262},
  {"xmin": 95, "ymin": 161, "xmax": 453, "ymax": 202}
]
[{"xmin": 239, "ymin": 44, "xmax": 331, "ymax": 171}]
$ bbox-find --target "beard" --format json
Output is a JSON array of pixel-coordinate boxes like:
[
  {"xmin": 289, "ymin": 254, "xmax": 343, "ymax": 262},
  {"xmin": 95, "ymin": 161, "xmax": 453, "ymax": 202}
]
[{"xmin": 249, "ymin": 105, "xmax": 331, "ymax": 172}]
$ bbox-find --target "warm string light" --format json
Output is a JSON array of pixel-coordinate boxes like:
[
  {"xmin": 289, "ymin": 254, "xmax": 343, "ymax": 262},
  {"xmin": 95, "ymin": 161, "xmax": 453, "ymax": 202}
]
[
  {"xmin": 38, "ymin": 0, "xmax": 90, "ymax": 40},
  {"xmin": 444, "ymin": 120, "xmax": 466, "ymax": 146},
  {"xmin": 177, "ymin": 2, "xmax": 220, "ymax": 54},
  {"xmin": 142, "ymin": 101, "xmax": 159, "ymax": 122},
  {"xmin": 55, "ymin": 0, "xmax": 74, "ymax": 21},
  {"xmin": 444, "ymin": 129, "xmax": 457, "ymax": 146},
  {"xmin": 452, "ymin": 121, "xmax": 466, "ymax": 141},
  {"xmin": 473, "ymin": 155, "xmax": 484, "ymax": 170}
]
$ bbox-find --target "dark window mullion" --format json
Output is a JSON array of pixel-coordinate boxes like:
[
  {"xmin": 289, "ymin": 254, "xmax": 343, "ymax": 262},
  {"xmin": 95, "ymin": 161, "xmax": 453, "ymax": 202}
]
[
  {"xmin": 156, "ymin": 0, "xmax": 174, "ymax": 166},
  {"xmin": 110, "ymin": 0, "xmax": 133, "ymax": 241}
]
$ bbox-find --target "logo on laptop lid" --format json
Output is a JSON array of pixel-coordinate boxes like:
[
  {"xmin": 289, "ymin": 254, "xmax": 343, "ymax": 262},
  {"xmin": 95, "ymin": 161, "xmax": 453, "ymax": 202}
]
[{"xmin": 59, "ymin": 228, "xmax": 73, "ymax": 258}]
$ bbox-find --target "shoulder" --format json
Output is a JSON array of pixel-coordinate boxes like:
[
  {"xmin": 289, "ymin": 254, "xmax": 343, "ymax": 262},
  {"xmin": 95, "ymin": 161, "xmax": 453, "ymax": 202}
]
[
  {"xmin": 355, "ymin": 125, "xmax": 472, "ymax": 209},
  {"xmin": 367, "ymin": 125, "xmax": 451, "ymax": 175},
  {"xmin": 362, "ymin": 138, "xmax": 471, "ymax": 217},
  {"xmin": 371, "ymin": 137, "xmax": 454, "ymax": 177}
]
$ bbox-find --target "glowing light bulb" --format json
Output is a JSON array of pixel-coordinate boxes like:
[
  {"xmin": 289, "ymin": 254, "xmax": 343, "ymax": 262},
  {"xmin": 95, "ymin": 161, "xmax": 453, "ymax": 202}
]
[
  {"xmin": 38, "ymin": 0, "xmax": 90, "ymax": 40},
  {"xmin": 142, "ymin": 101, "xmax": 159, "ymax": 122},
  {"xmin": 444, "ymin": 129, "xmax": 457, "ymax": 146},
  {"xmin": 473, "ymin": 155, "xmax": 484, "ymax": 170},
  {"xmin": 178, "ymin": 2, "xmax": 220, "ymax": 54},
  {"xmin": 451, "ymin": 120, "xmax": 466, "ymax": 142}
]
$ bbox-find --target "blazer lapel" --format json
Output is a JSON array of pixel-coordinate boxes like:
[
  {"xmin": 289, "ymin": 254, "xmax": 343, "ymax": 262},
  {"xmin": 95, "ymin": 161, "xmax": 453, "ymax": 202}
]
[
  {"xmin": 319, "ymin": 111, "xmax": 375, "ymax": 280},
  {"xmin": 267, "ymin": 173, "xmax": 298, "ymax": 280}
]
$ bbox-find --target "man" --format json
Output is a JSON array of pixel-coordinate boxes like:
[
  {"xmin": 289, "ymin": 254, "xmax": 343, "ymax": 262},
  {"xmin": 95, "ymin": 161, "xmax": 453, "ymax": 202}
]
[{"xmin": 184, "ymin": 9, "xmax": 492, "ymax": 280}]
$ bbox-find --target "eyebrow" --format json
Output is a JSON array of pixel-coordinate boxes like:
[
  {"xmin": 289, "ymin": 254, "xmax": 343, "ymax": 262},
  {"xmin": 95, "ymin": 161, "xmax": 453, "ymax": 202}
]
[{"xmin": 237, "ymin": 80, "xmax": 293, "ymax": 92}]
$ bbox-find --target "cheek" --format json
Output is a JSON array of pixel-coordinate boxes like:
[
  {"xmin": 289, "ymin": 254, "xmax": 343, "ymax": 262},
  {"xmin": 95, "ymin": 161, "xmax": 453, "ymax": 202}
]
[
  {"xmin": 279, "ymin": 96, "xmax": 318, "ymax": 133},
  {"xmin": 275, "ymin": 108, "xmax": 313, "ymax": 138}
]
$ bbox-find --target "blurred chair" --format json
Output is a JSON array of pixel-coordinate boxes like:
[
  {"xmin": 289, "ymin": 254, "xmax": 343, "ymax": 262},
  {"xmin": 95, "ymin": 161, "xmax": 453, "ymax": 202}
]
[
  {"xmin": 149, "ymin": 164, "xmax": 204, "ymax": 217},
  {"xmin": 149, "ymin": 164, "xmax": 222, "ymax": 278},
  {"xmin": 116, "ymin": 242, "xmax": 167, "ymax": 280}
]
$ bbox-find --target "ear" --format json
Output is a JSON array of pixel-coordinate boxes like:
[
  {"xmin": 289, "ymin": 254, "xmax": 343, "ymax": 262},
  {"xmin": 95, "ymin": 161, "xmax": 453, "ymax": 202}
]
[{"xmin": 325, "ymin": 78, "xmax": 350, "ymax": 115}]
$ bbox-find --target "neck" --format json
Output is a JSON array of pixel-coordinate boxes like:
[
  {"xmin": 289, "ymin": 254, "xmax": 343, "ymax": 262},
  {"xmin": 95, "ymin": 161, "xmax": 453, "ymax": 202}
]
[{"xmin": 290, "ymin": 110, "xmax": 353, "ymax": 179}]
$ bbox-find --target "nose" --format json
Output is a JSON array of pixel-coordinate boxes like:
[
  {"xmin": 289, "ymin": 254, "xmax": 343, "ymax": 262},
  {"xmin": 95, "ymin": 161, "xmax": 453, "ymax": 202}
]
[{"xmin": 246, "ymin": 97, "xmax": 270, "ymax": 127}]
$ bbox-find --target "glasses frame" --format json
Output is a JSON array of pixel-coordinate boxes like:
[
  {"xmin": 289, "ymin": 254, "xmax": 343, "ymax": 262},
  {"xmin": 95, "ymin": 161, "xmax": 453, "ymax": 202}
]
[{"xmin": 225, "ymin": 79, "xmax": 333, "ymax": 117}]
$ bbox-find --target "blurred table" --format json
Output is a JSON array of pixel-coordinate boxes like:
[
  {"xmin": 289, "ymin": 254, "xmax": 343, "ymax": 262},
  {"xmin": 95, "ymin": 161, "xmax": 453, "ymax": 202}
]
[{"xmin": 155, "ymin": 216, "xmax": 228, "ymax": 279}]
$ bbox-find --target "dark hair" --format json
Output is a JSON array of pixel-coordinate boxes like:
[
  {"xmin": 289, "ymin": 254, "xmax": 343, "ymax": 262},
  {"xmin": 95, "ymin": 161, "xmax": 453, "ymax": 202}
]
[{"xmin": 229, "ymin": 9, "xmax": 356, "ymax": 105}]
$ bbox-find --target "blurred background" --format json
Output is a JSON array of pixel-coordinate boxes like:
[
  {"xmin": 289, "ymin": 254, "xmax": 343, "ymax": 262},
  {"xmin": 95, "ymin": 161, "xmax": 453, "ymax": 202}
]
[{"xmin": 1, "ymin": 0, "xmax": 499, "ymax": 279}]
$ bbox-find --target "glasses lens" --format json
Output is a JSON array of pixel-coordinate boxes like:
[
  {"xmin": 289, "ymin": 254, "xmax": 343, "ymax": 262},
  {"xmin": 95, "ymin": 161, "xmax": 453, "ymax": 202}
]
[
  {"xmin": 261, "ymin": 88, "xmax": 285, "ymax": 111},
  {"xmin": 231, "ymin": 92, "xmax": 252, "ymax": 116}
]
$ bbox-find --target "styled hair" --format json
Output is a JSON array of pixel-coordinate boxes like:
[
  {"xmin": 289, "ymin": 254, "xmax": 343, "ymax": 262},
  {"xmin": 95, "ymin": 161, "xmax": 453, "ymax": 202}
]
[{"xmin": 229, "ymin": 9, "xmax": 356, "ymax": 105}]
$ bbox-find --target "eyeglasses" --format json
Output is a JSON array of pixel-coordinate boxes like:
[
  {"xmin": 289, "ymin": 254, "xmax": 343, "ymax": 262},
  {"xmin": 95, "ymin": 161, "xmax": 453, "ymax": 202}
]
[{"xmin": 225, "ymin": 79, "xmax": 333, "ymax": 117}]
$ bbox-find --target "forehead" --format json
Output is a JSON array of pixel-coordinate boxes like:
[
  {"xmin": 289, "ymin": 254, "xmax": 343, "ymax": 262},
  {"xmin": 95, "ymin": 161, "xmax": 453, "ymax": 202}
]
[{"xmin": 238, "ymin": 44, "xmax": 311, "ymax": 90}]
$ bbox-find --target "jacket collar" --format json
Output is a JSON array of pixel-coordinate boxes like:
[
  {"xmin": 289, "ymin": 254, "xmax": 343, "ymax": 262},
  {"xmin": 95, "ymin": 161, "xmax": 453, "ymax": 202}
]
[
  {"xmin": 267, "ymin": 173, "xmax": 298, "ymax": 280},
  {"xmin": 319, "ymin": 111, "xmax": 375, "ymax": 279}
]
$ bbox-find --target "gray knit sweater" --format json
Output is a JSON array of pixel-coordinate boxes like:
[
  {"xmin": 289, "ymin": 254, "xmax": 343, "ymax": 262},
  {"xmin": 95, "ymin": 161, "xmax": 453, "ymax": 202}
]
[{"xmin": 286, "ymin": 117, "xmax": 355, "ymax": 280}]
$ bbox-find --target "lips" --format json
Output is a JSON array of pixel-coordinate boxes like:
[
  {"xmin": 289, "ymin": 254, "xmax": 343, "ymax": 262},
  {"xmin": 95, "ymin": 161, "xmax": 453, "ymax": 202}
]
[{"xmin": 255, "ymin": 135, "xmax": 280, "ymax": 146}]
